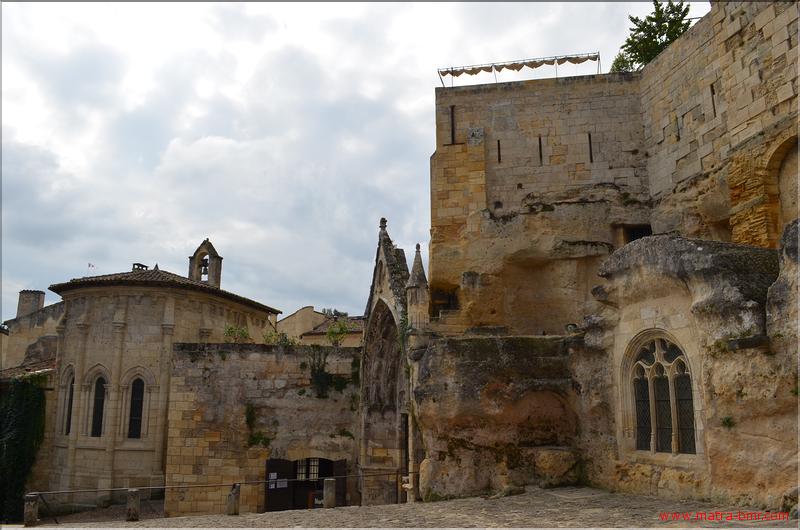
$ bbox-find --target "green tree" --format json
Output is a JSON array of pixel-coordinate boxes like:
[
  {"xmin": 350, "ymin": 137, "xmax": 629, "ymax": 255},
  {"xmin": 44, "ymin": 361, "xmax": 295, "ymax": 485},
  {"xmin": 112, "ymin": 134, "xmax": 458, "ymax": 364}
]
[
  {"xmin": 224, "ymin": 325, "xmax": 250, "ymax": 343},
  {"xmin": 326, "ymin": 318, "xmax": 350, "ymax": 348},
  {"xmin": 610, "ymin": 0, "xmax": 691, "ymax": 72}
]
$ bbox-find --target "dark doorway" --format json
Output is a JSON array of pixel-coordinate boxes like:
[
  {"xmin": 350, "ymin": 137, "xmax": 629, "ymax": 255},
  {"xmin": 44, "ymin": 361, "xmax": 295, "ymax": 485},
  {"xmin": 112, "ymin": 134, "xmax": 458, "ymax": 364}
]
[
  {"xmin": 265, "ymin": 458, "xmax": 347, "ymax": 512},
  {"xmin": 623, "ymin": 224, "xmax": 652, "ymax": 244}
]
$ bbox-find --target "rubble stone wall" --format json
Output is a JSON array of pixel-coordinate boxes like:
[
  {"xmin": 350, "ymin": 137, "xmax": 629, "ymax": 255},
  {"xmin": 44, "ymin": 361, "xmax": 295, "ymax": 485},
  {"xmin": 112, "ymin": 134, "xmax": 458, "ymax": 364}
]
[
  {"xmin": 164, "ymin": 343, "xmax": 360, "ymax": 516},
  {"xmin": 2, "ymin": 302, "xmax": 64, "ymax": 369}
]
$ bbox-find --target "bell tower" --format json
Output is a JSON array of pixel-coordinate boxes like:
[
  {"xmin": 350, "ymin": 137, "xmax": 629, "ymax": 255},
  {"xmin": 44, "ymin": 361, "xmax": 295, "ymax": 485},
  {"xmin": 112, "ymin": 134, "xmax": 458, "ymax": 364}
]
[{"xmin": 188, "ymin": 238, "xmax": 223, "ymax": 288}]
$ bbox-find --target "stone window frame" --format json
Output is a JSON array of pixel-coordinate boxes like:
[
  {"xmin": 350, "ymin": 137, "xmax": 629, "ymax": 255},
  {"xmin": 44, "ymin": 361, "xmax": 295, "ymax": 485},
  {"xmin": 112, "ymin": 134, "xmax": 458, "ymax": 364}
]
[
  {"xmin": 119, "ymin": 366, "xmax": 158, "ymax": 441},
  {"xmin": 57, "ymin": 364, "xmax": 76, "ymax": 438},
  {"xmin": 619, "ymin": 329, "xmax": 705, "ymax": 467},
  {"xmin": 81, "ymin": 363, "xmax": 111, "ymax": 438}
]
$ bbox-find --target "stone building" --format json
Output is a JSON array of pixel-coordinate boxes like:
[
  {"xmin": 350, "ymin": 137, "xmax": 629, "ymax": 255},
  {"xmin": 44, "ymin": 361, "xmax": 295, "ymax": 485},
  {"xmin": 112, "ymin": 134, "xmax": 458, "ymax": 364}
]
[
  {"xmin": 3, "ymin": 0, "xmax": 797, "ymax": 520},
  {"xmin": 358, "ymin": 0, "xmax": 798, "ymax": 513},
  {"xmin": 277, "ymin": 306, "xmax": 364, "ymax": 347},
  {"xmin": 1, "ymin": 239, "xmax": 281, "ymax": 498}
]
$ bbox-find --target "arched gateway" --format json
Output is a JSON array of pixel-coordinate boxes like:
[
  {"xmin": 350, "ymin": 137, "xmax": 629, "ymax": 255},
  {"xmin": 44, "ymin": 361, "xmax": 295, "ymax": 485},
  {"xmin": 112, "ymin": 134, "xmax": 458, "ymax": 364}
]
[{"xmin": 358, "ymin": 219, "xmax": 412, "ymax": 504}]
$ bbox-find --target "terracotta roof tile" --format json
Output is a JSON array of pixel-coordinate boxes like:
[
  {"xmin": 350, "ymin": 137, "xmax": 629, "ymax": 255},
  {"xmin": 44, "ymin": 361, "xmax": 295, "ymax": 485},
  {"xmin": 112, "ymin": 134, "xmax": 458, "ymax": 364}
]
[
  {"xmin": 49, "ymin": 268, "xmax": 280, "ymax": 314},
  {"xmin": 0, "ymin": 358, "xmax": 56, "ymax": 381},
  {"xmin": 303, "ymin": 316, "xmax": 365, "ymax": 336}
]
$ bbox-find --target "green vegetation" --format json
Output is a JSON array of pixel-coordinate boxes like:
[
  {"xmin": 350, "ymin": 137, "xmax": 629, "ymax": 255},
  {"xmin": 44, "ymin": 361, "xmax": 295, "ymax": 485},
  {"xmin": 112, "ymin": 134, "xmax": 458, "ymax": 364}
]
[
  {"xmin": 245, "ymin": 402, "xmax": 256, "ymax": 431},
  {"xmin": 243, "ymin": 402, "xmax": 271, "ymax": 447},
  {"xmin": 335, "ymin": 428, "xmax": 354, "ymax": 439},
  {"xmin": 0, "ymin": 375, "xmax": 47, "ymax": 522},
  {"xmin": 263, "ymin": 330, "xmax": 297, "ymax": 347},
  {"xmin": 610, "ymin": 0, "xmax": 691, "ymax": 73},
  {"xmin": 331, "ymin": 375, "xmax": 349, "ymax": 393},
  {"xmin": 350, "ymin": 357, "xmax": 360, "ymax": 386},
  {"xmin": 248, "ymin": 431, "xmax": 271, "ymax": 448},
  {"xmin": 308, "ymin": 346, "xmax": 332, "ymax": 398},
  {"xmin": 396, "ymin": 312, "xmax": 412, "ymax": 354},
  {"xmin": 321, "ymin": 308, "xmax": 348, "ymax": 318},
  {"xmin": 326, "ymin": 319, "xmax": 351, "ymax": 348},
  {"xmin": 224, "ymin": 325, "xmax": 250, "ymax": 343},
  {"xmin": 721, "ymin": 416, "xmax": 736, "ymax": 429}
]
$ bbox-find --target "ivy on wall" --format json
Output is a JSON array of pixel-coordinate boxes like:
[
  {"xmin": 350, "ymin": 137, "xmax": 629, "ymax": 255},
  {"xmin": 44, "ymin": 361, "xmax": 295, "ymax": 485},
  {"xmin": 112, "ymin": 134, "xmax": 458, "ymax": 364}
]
[{"xmin": 0, "ymin": 375, "xmax": 47, "ymax": 522}]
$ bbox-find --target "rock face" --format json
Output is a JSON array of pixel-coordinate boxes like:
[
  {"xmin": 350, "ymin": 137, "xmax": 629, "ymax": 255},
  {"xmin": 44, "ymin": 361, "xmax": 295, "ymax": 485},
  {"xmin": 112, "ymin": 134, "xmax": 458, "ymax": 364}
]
[
  {"xmin": 414, "ymin": 337, "xmax": 579, "ymax": 499},
  {"xmin": 767, "ymin": 219, "xmax": 798, "ymax": 358},
  {"xmin": 577, "ymin": 231, "xmax": 797, "ymax": 509},
  {"xmin": 597, "ymin": 234, "xmax": 779, "ymax": 343}
]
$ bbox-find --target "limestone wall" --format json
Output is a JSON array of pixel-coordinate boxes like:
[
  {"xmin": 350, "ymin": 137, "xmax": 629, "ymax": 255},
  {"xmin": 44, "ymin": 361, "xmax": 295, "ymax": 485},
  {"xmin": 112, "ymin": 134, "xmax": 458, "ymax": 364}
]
[
  {"xmin": 413, "ymin": 336, "xmax": 579, "ymax": 500},
  {"xmin": 579, "ymin": 234, "xmax": 796, "ymax": 509},
  {"xmin": 641, "ymin": 2, "xmax": 798, "ymax": 245},
  {"xmin": 25, "ymin": 371, "xmax": 58, "ymax": 493},
  {"xmin": 164, "ymin": 343, "xmax": 360, "ymax": 516},
  {"xmin": 48, "ymin": 285, "xmax": 273, "ymax": 497},
  {"xmin": 2, "ymin": 302, "xmax": 64, "ymax": 369},
  {"xmin": 277, "ymin": 306, "xmax": 327, "ymax": 340},
  {"xmin": 429, "ymin": 75, "xmax": 651, "ymax": 334}
]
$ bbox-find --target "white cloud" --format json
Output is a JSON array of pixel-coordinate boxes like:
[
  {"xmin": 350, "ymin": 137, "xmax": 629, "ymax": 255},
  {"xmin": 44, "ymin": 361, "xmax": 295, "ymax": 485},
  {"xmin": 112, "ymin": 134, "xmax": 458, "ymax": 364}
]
[{"xmin": 1, "ymin": 1, "xmax": 710, "ymax": 321}]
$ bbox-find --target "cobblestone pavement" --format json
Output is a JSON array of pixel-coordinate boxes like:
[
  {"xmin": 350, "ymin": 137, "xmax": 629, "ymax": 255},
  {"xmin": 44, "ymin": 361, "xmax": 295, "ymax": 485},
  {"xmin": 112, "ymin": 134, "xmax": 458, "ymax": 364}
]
[{"xmin": 54, "ymin": 487, "xmax": 795, "ymax": 528}]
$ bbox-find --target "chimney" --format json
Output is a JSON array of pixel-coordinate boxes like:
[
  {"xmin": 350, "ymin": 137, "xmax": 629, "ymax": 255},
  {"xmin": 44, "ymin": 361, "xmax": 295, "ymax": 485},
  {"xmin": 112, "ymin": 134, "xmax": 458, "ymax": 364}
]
[{"xmin": 17, "ymin": 290, "xmax": 45, "ymax": 318}]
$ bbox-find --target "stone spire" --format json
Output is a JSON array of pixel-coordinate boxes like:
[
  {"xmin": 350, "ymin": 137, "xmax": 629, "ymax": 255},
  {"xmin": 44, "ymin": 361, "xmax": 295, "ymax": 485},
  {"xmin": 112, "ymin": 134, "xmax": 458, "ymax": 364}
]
[{"xmin": 406, "ymin": 243, "xmax": 428, "ymax": 289}]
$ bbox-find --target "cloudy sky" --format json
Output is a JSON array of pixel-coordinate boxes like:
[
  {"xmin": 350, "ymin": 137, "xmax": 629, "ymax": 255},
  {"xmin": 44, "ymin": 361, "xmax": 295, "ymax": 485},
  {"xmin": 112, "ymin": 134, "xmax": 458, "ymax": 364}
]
[{"xmin": 1, "ymin": 2, "xmax": 711, "ymax": 322}]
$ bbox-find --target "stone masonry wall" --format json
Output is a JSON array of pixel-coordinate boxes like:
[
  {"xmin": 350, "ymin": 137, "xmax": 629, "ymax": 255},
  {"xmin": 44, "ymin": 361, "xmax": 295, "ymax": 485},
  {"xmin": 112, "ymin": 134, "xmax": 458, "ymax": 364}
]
[
  {"xmin": 2, "ymin": 302, "xmax": 64, "ymax": 369},
  {"xmin": 164, "ymin": 343, "xmax": 360, "ymax": 516},
  {"xmin": 641, "ymin": 2, "xmax": 798, "ymax": 245},
  {"xmin": 429, "ymin": 75, "xmax": 651, "ymax": 334}
]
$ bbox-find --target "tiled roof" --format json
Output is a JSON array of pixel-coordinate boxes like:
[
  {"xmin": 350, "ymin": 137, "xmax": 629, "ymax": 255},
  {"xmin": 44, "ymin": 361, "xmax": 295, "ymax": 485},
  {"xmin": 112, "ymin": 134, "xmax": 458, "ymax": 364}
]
[
  {"xmin": 49, "ymin": 268, "xmax": 280, "ymax": 314},
  {"xmin": 302, "ymin": 316, "xmax": 365, "ymax": 336},
  {"xmin": 0, "ymin": 358, "xmax": 56, "ymax": 382}
]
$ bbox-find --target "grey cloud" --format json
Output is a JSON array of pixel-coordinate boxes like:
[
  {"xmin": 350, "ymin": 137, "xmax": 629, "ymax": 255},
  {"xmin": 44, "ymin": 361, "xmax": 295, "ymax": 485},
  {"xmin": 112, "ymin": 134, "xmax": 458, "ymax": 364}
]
[
  {"xmin": 24, "ymin": 44, "xmax": 126, "ymax": 107},
  {"xmin": 209, "ymin": 4, "xmax": 277, "ymax": 43},
  {"xmin": 7, "ymin": 3, "xmax": 697, "ymax": 321}
]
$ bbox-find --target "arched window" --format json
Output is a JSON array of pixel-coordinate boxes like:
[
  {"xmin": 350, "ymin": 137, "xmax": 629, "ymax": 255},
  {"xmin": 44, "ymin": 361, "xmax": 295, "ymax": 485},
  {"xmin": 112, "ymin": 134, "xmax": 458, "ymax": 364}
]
[
  {"xmin": 91, "ymin": 377, "xmax": 107, "ymax": 437},
  {"xmin": 64, "ymin": 376, "xmax": 74, "ymax": 435},
  {"xmin": 128, "ymin": 378, "xmax": 145, "ymax": 439},
  {"xmin": 630, "ymin": 337, "xmax": 695, "ymax": 454}
]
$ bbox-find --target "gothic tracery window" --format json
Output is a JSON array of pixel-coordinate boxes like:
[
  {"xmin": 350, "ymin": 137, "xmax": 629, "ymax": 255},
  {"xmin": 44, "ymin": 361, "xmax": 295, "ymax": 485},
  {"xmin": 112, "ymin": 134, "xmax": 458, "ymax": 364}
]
[{"xmin": 630, "ymin": 337, "xmax": 696, "ymax": 454}]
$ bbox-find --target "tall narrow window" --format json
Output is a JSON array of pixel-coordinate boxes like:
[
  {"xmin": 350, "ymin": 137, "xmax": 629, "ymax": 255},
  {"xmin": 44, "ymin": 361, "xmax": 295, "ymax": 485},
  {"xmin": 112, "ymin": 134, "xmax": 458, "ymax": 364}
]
[
  {"xmin": 296, "ymin": 459, "xmax": 307, "ymax": 480},
  {"xmin": 91, "ymin": 377, "xmax": 107, "ymax": 437},
  {"xmin": 128, "ymin": 378, "xmax": 145, "ymax": 439},
  {"xmin": 308, "ymin": 457, "xmax": 320, "ymax": 480},
  {"xmin": 709, "ymin": 83, "xmax": 717, "ymax": 118},
  {"xmin": 449, "ymin": 105, "xmax": 456, "ymax": 145},
  {"xmin": 675, "ymin": 365, "xmax": 696, "ymax": 454},
  {"xmin": 538, "ymin": 136, "xmax": 543, "ymax": 165},
  {"xmin": 633, "ymin": 368, "xmax": 651, "ymax": 451},
  {"xmin": 587, "ymin": 133, "xmax": 594, "ymax": 163},
  {"xmin": 653, "ymin": 370, "xmax": 672, "ymax": 452},
  {"xmin": 64, "ymin": 377, "xmax": 74, "ymax": 435},
  {"xmin": 497, "ymin": 140, "xmax": 502, "ymax": 163}
]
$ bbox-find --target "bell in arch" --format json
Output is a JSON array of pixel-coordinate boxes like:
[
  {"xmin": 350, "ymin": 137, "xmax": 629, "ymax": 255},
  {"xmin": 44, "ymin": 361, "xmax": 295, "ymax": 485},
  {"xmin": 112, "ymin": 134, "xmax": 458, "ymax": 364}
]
[{"xmin": 188, "ymin": 239, "xmax": 223, "ymax": 288}]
